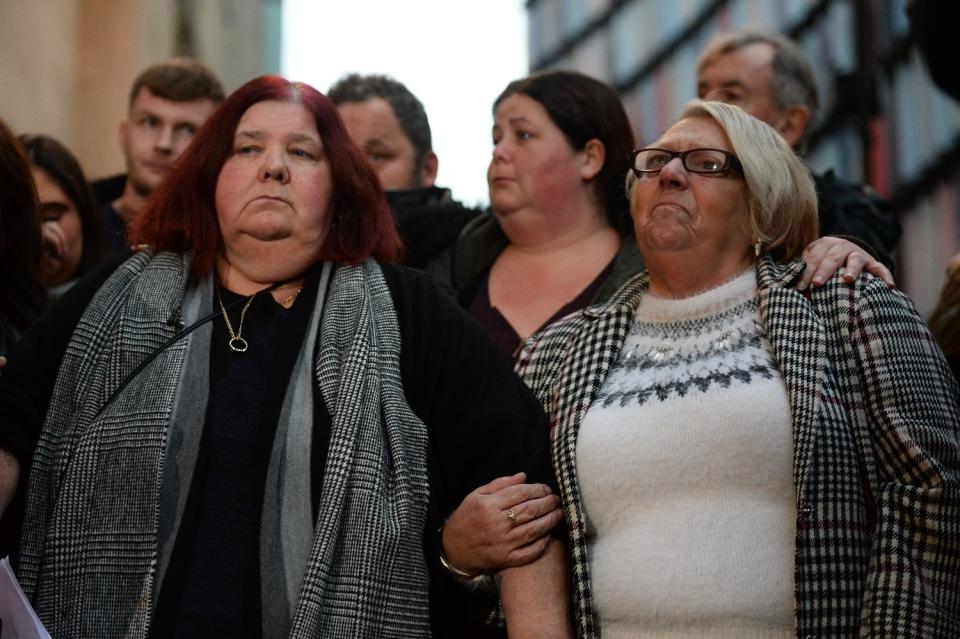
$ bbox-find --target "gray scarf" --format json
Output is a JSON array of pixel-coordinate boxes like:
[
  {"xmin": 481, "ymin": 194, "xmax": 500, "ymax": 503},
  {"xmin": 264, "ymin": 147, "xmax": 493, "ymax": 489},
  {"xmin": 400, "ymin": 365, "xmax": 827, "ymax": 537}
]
[{"xmin": 18, "ymin": 251, "xmax": 432, "ymax": 638}]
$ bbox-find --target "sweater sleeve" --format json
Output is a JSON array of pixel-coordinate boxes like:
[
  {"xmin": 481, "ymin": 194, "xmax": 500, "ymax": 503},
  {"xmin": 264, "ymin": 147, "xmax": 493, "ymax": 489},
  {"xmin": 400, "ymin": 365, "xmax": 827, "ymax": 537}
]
[
  {"xmin": 0, "ymin": 253, "xmax": 130, "ymax": 463},
  {"xmin": 842, "ymin": 275, "xmax": 960, "ymax": 635},
  {"xmin": 381, "ymin": 264, "xmax": 554, "ymax": 506}
]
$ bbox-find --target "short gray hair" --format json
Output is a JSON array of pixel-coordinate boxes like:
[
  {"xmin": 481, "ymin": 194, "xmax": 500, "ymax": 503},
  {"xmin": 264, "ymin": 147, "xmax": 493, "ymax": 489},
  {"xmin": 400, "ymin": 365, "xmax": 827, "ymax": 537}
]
[
  {"xmin": 328, "ymin": 73, "xmax": 433, "ymax": 170},
  {"xmin": 698, "ymin": 29, "xmax": 819, "ymax": 151},
  {"xmin": 627, "ymin": 100, "xmax": 818, "ymax": 261}
]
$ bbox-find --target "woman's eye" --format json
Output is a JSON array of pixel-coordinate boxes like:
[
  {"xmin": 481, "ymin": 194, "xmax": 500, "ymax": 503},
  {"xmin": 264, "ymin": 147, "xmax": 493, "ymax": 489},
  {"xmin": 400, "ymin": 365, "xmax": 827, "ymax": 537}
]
[
  {"xmin": 290, "ymin": 148, "xmax": 312, "ymax": 159},
  {"xmin": 516, "ymin": 131, "xmax": 533, "ymax": 141},
  {"xmin": 236, "ymin": 145, "xmax": 258, "ymax": 155},
  {"xmin": 646, "ymin": 154, "xmax": 669, "ymax": 169}
]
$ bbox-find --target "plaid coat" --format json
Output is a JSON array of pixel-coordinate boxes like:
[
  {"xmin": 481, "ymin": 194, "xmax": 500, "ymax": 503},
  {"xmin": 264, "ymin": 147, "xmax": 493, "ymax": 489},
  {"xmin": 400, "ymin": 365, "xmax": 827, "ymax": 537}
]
[{"xmin": 515, "ymin": 256, "xmax": 960, "ymax": 638}]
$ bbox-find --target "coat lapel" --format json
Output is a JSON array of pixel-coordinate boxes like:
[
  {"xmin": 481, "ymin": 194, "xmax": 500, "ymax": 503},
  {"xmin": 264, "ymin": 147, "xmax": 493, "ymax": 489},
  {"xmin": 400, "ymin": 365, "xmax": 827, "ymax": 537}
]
[
  {"xmin": 549, "ymin": 274, "xmax": 645, "ymax": 638},
  {"xmin": 756, "ymin": 256, "xmax": 827, "ymax": 497}
]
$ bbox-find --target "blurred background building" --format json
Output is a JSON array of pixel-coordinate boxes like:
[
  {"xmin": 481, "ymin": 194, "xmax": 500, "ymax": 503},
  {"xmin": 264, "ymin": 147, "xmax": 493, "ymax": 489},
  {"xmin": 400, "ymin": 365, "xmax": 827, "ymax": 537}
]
[
  {"xmin": 0, "ymin": 0, "xmax": 281, "ymax": 181},
  {"xmin": 526, "ymin": 0, "xmax": 960, "ymax": 314}
]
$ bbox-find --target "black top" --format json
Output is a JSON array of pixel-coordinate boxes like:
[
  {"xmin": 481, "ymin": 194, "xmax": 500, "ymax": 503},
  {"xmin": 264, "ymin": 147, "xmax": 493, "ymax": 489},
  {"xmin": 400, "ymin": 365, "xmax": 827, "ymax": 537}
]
[
  {"xmin": 101, "ymin": 201, "xmax": 129, "ymax": 256},
  {"xmin": 386, "ymin": 185, "xmax": 481, "ymax": 269},
  {"xmin": 150, "ymin": 269, "xmax": 322, "ymax": 638},
  {"xmin": 91, "ymin": 173, "xmax": 130, "ymax": 256},
  {"xmin": 467, "ymin": 257, "xmax": 616, "ymax": 362},
  {"xmin": 813, "ymin": 170, "xmax": 900, "ymax": 271},
  {"xmin": 0, "ymin": 255, "xmax": 553, "ymax": 638}
]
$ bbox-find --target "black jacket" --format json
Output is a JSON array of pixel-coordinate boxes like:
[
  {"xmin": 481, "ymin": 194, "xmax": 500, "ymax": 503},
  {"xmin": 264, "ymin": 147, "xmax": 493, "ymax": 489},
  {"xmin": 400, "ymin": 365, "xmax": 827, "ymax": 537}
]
[
  {"xmin": 386, "ymin": 186, "xmax": 482, "ymax": 269},
  {"xmin": 814, "ymin": 169, "xmax": 900, "ymax": 270}
]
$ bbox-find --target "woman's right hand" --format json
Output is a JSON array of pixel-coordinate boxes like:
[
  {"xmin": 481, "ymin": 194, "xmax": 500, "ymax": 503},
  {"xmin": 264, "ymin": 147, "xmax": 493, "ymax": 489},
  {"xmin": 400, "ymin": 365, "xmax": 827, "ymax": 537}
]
[
  {"xmin": 40, "ymin": 221, "xmax": 67, "ymax": 283},
  {"xmin": 442, "ymin": 472, "xmax": 564, "ymax": 575}
]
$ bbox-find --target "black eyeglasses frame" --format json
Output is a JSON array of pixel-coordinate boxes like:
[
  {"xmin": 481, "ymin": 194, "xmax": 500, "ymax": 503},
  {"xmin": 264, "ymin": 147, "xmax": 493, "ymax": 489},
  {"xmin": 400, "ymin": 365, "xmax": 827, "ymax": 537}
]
[{"xmin": 630, "ymin": 147, "xmax": 745, "ymax": 178}]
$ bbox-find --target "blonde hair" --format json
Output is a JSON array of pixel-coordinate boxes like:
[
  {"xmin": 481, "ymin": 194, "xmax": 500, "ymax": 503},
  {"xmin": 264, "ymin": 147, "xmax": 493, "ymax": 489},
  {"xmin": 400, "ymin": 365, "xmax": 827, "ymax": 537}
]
[{"xmin": 627, "ymin": 100, "xmax": 818, "ymax": 260}]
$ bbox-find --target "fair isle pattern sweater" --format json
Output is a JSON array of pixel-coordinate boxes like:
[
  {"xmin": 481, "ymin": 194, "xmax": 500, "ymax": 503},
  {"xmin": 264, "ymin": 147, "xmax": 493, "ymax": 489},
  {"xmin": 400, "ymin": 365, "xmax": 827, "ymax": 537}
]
[{"xmin": 576, "ymin": 268, "xmax": 796, "ymax": 638}]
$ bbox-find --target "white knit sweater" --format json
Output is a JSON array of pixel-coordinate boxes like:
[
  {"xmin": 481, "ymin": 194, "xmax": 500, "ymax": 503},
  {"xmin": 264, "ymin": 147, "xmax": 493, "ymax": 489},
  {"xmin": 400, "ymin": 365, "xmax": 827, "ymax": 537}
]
[{"xmin": 577, "ymin": 268, "xmax": 796, "ymax": 638}]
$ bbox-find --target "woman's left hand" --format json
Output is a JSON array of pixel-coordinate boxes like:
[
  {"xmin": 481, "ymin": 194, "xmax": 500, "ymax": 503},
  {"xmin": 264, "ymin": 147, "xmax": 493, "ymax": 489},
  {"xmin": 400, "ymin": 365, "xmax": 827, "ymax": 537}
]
[{"xmin": 797, "ymin": 236, "xmax": 895, "ymax": 290}]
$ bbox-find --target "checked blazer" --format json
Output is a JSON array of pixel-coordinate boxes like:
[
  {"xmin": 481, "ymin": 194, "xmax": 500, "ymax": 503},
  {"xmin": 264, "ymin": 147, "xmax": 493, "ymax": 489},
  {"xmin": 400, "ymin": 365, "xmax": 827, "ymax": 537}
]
[{"xmin": 515, "ymin": 255, "xmax": 960, "ymax": 638}]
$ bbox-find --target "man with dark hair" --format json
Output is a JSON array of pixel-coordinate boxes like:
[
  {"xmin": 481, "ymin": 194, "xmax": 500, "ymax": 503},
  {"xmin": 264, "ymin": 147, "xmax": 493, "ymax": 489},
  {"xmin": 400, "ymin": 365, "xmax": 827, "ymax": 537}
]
[
  {"xmin": 329, "ymin": 73, "xmax": 479, "ymax": 268},
  {"xmin": 94, "ymin": 57, "xmax": 225, "ymax": 254},
  {"xmin": 697, "ymin": 29, "xmax": 901, "ymax": 269},
  {"xmin": 329, "ymin": 73, "xmax": 437, "ymax": 190}
]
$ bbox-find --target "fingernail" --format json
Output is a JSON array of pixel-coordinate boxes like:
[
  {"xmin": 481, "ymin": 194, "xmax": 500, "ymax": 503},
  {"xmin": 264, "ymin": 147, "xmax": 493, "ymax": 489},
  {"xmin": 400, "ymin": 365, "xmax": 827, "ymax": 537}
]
[
  {"xmin": 797, "ymin": 281, "xmax": 808, "ymax": 291},
  {"xmin": 837, "ymin": 268, "xmax": 845, "ymax": 277},
  {"xmin": 813, "ymin": 276, "xmax": 824, "ymax": 284}
]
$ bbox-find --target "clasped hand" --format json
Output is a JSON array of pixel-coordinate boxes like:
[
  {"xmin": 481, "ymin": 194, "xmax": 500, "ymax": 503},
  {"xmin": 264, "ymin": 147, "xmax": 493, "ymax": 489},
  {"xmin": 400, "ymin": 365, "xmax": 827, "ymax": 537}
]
[{"xmin": 442, "ymin": 472, "xmax": 564, "ymax": 575}]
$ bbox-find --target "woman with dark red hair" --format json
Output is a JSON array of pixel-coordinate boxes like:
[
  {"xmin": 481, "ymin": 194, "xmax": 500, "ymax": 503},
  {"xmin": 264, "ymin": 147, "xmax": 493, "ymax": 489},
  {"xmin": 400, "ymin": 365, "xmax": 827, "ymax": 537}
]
[{"xmin": 0, "ymin": 76, "xmax": 571, "ymax": 638}]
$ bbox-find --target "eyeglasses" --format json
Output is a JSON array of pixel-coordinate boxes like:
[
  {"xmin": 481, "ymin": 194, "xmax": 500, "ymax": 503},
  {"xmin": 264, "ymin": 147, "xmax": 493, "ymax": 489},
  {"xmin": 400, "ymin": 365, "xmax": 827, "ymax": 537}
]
[{"xmin": 630, "ymin": 148, "xmax": 744, "ymax": 177}]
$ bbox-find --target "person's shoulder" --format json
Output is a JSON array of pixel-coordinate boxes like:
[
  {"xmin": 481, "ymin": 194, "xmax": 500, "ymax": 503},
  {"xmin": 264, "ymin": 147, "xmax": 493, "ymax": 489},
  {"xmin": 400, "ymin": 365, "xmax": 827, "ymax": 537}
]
[
  {"xmin": 813, "ymin": 168, "xmax": 890, "ymax": 210},
  {"xmin": 90, "ymin": 173, "xmax": 127, "ymax": 205},
  {"xmin": 379, "ymin": 261, "xmax": 439, "ymax": 293},
  {"xmin": 51, "ymin": 251, "xmax": 134, "ymax": 315},
  {"xmin": 377, "ymin": 262, "xmax": 457, "ymax": 316},
  {"xmin": 388, "ymin": 188, "xmax": 484, "ymax": 268},
  {"xmin": 810, "ymin": 267, "xmax": 918, "ymax": 325},
  {"xmin": 456, "ymin": 210, "xmax": 499, "ymax": 239},
  {"xmin": 812, "ymin": 168, "xmax": 860, "ymax": 191}
]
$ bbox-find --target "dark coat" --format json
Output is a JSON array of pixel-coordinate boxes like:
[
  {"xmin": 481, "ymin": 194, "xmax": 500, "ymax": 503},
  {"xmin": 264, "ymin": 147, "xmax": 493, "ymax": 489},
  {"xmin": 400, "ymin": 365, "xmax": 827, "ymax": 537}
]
[{"xmin": 814, "ymin": 170, "xmax": 900, "ymax": 270}]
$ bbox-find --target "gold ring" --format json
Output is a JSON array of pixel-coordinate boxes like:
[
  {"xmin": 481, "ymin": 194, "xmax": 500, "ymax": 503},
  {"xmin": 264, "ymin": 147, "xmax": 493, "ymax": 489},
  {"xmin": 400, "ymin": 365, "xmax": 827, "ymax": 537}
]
[{"xmin": 506, "ymin": 509, "xmax": 519, "ymax": 526}]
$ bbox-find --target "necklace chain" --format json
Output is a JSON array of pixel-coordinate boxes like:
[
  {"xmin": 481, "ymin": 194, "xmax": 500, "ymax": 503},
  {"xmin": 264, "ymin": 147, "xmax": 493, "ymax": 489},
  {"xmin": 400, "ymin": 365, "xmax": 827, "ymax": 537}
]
[{"xmin": 216, "ymin": 286, "xmax": 257, "ymax": 352}]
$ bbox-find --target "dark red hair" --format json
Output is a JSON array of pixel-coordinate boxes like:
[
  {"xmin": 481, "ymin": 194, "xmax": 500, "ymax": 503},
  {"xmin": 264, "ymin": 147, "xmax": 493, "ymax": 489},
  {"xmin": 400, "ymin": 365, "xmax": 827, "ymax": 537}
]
[
  {"xmin": 130, "ymin": 75, "xmax": 402, "ymax": 276},
  {"xmin": 0, "ymin": 116, "xmax": 45, "ymax": 333}
]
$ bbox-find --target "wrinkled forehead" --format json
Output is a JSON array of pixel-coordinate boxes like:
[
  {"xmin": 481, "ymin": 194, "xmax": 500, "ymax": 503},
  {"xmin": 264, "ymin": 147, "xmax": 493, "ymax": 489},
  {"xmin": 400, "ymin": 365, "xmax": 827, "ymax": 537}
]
[
  {"xmin": 654, "ymin": 116, "xmax": 732, "ymax": 152},
  {"xmin": 698, "ymin": 41, "xmax": 776, "ymax": 78},
  {"xmin": 234, "ymin": 99, "xmax": 320, "ymax": 140}
]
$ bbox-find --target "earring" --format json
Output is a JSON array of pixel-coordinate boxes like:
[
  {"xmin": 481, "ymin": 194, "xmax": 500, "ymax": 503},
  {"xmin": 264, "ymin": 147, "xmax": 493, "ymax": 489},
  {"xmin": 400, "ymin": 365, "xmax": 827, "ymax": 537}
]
[{"xmin": 754, "ymin": 240, "xmax": 762, "ymax": 257}]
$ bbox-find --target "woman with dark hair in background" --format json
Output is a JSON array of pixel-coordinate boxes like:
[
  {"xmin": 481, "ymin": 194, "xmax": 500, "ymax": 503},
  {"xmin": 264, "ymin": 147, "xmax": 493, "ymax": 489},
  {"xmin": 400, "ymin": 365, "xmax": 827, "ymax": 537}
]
[
  {"xmin": 0, "ymin": 118, "xmax": 45, "ymax": 358},
  {"xmin": 0, "ymin": 76, "xmax": 571, "ymax": 638},
  {"xmin": 20, "ymin": 134, "xmax": 106, "ymax": 300},
  {"xmin": 430, "ymin": 70, "xmax": 643, "ymax": 361}
]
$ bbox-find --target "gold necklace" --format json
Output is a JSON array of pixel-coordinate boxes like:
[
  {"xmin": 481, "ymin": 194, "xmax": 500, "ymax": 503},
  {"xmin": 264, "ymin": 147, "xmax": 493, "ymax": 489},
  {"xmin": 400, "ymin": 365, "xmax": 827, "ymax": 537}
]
[
  {"xmin": 279, "ymin": 285, "xmax": 304, "ymax": 309},
  {"xmin": 216, "ymin": 286, "xmax": 257, "ymax": 352}
]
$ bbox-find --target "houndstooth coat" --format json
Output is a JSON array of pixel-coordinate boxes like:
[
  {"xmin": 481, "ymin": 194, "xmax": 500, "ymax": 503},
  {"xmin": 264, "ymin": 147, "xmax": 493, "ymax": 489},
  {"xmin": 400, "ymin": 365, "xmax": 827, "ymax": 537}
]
[{"xmin": 515, "ymin": 255, "xmax": 960, "ymax": 638}]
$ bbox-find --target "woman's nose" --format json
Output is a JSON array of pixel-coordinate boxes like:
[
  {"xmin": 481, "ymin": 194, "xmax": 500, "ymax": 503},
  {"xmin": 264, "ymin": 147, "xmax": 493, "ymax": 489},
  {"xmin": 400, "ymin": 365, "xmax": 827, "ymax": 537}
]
[
  {"xmin": 658, "ymin": 157, "xmax": 688, "ymax": 188},
  {"xmin": 260, "ymin": 149, "xmax": 289, "ymax": 182},
  {"xmin": 492, "ymin": 139, "xmax": 511, "ymax": 162}
]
